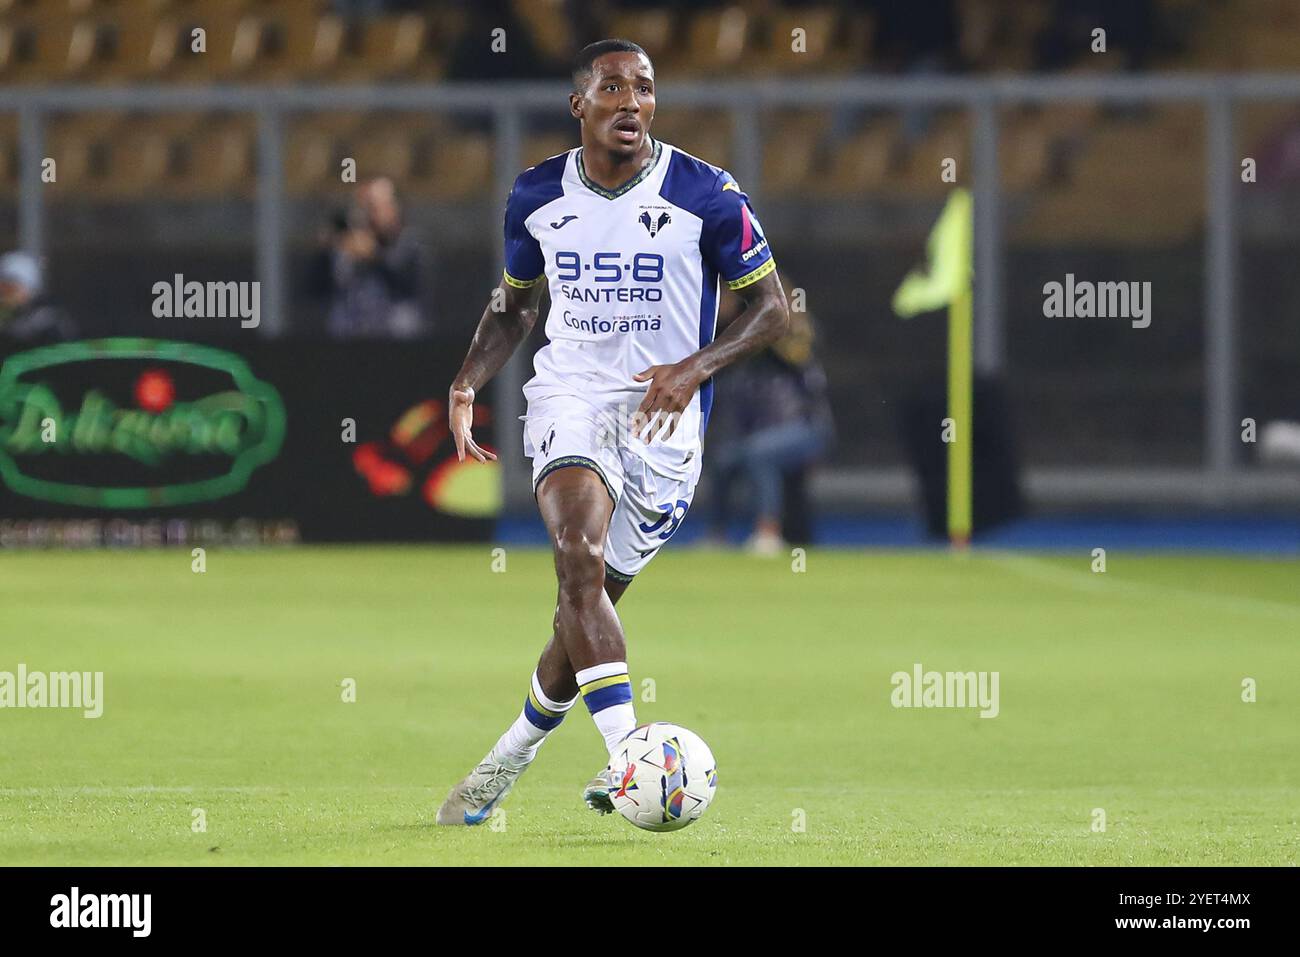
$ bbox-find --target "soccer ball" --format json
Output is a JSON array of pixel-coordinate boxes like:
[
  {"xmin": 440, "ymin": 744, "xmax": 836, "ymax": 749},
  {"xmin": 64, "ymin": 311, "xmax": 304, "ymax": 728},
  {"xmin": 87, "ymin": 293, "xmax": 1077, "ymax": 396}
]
[{"xmin": 609, "ymin": 723, "xmax": 717, "ymax": 832}]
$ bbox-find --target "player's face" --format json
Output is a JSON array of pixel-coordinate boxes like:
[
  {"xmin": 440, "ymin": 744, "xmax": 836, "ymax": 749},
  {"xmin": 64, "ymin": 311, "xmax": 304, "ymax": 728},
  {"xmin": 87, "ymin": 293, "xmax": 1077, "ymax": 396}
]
[{"xmin": 574, "ymin": 52, "xmax": 655, "ymax": 157}]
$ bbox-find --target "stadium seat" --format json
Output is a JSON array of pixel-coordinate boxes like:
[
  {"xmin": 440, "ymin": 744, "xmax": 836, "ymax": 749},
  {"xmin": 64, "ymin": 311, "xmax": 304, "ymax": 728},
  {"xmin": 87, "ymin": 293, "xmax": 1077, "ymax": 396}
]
[
  {"xmin": 958, "ymin": 0, "xmax": 1045, "ymax": 73},
  {"xmin": 650, "ymin": 110, "xmax": 732, "ymax": 169},
  {"xmin": 1237, "ymin": 102, "xmax": 1295, "ymax": 154},
  {"xmin": 761, "ymin": 111, "xmax": 824, "ymax": 195},
  {"xmin": 332, "ymin": 13, "xmax": 439, "ymax": 82},
  {"xmin": 85, "ymin": 115, "xmax": 175, "ymax": 197},
  {"xmin": 172, "ymin": 113, "xmax": 255, "ymax": 198},
  {"xmin": 816, "ymin": 119, "xmax": 900, "ymax": 197},
  {"xmin": 77, "ymin": 9, "xmax": 176, "ymax": 82},
  {"xmin": 605, "ymin": 10, "xmax": 676, "ymax": 72},
  {"xmin": 349, "ymin": 126, "xmax": 417, "ymax": 184},
  {"xmin": 41, "ymin": 112, "xmax": 132, "ymax": 196},
  {"xmin": 0, "ymin": 11, "xmax": 77, "ymax": 83},
  {"xmin": 999, "ymin": 112, "xmax": 1051, "ymax": 191},
  {"xmin": 1015, "ymin": 110, "xmax": 1205, "ymax": 243},
  {"xmin": 284, "ymin": 121, "xmax": 338, "ymax": 197},
  {"xmin": 510, "ymin": 0, "xmax": 572, "ymax": 65},
  {"xmin": 40, "ymin": 111, "xmax": 252, "ymax": 199},
  {"xmin": 147, "ymin": 3, "xmax": 245, "ymax": 82},
  {"xmin": 282, "ymin": 112, "xmax": 367, "ymax": 198},
  {"xmin": 285, "ymin": 112, "xmax": 436, "ymax": 199},
  {"xmin": 896, "ymin": 112, "xmax": 970, "ymax": 198},
  {"xmin": 406, "ymin": 135, "xmax": 492, "ymax": 200},
  {"xmin": 759, "ymin": 7, "xmax": 858, "ymax": 74},
  {"xmin": 521, "ymin": 133, "xmax": 576, "ymax": 169},
  {"xmin": 684, "ymin": 6, "xmax": 751, "ymax": 74},
  {"xmin": 1238, "ymin": 27, "xmax": 1300, "ymax": 70}
]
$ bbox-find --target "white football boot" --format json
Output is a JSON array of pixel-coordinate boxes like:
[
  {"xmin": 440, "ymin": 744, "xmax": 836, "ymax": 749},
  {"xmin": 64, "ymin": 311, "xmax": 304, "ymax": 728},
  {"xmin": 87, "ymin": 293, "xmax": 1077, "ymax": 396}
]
[
  {"xmin": 436, "ymin": 749, "xmax": 529, "ymax": 826},
  {"xmin": 582, "ymin": 765, "xmax": 620, "ymax": 815}
]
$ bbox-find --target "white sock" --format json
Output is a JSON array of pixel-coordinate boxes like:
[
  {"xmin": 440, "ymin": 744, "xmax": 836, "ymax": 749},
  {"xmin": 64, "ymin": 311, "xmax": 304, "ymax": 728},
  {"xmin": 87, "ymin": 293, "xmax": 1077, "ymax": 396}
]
[
  {"xmin": 492, "ymin": 672, "xmax": 577, "ymax": 766},
  {"xmin": 575, "ymin": 661, "xmax": 637, "ymax": 757}
]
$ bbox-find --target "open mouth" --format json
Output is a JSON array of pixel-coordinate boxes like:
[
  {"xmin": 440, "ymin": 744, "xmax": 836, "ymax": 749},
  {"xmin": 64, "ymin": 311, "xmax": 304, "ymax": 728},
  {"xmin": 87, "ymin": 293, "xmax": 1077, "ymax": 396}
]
[{"xmin": 613, "ymin": 119, "xmax": 640, "ymax": 143}]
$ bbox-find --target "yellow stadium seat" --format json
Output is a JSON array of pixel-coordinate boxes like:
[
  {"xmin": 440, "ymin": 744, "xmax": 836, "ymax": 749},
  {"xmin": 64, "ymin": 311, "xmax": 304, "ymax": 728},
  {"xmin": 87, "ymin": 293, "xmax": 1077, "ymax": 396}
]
[
  {"xmin": 650, "ymin": 110, "xmax": 732, "ymax": 168},
  {"xmin": 896, "ymin": 112, "xmax": 970, "ymax": 198},
  {"xmin": 0, "ymin": 12, "xmax": 79, "ymax": 83},
  {"xmin": 510, "ymin": 0, "xmax": 571, "ymax": 64},
  {"xmin": 350, "ymin": 127, "xmax": 417, "ymax": 183},
  {"xmin": 284, "ymin": 121, "xmax": 339, "ymax": 197},
  {"xmin": 404, "ymin": 135, "xmax": 492, "ymax": 201},
  {"xmin": 151, "ymin": 6, "xmax": 243, "ymax": 82},
  {"xmin": 815, "ymin": 120, "xmax": 900, "ymax": 197},
  {"xmin": 334, "ymin": 14, "xmax": 436, "ymax": 82},
  {"xmin": 605, "ymin": 10, "xmax": 676, "ymax": 70},
  {"xmin": 683, "ymin": 6, "xmax": 751, "ymax": 75},
  {"xmin": 761, "ymin": 7, "xmax": 848, "ymax": 74},
  {"xmin": 761, "ymin": 114, "xmax": 820, "ymax": 195},
  {"xmin": 1015, "ymin": 112, "xmax": 1205, "ymax": 244},
  {"xmin": 521, "ymin": 133, "xmax": 575, "ymax": 170},
  {"xmin": 172, "ymin": 114, "xmax": 255, "ymax": 198},
  {"xmin": 999, "ymin": 114, "xmax": 1051, "ymax": 191}
]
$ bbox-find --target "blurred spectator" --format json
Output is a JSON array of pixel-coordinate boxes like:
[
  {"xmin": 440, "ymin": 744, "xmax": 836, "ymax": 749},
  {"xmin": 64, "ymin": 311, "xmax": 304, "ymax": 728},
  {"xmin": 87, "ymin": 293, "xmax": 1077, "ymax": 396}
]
[
  {"xmin": 318, "ymin": 177, "xmax": 429, "ymax": 340},
  {"xmin": 1036, "ymin": 0, "xmax": 1158, "ymax": 72},
  {"xmin": 706, "ymin": 296, "xmax": 834, "ymax": 555},
  {"xmin": 871, "ymin": 0, "xmax": 961, "ymax": 74},
  {"xmin": 446, "ymin": 0, "xmax": 548, "ymax": 81},
  {"xmin": 0, "ymin": 252, "xmax": 76, "ymax": 344}
]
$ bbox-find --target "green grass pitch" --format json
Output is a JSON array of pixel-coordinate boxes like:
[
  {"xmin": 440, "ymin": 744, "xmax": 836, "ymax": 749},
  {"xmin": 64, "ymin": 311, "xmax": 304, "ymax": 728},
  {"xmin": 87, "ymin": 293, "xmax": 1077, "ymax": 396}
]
[{"xmin": 2, "ymin": 545, "xmax": 1297, "ymax": 866}]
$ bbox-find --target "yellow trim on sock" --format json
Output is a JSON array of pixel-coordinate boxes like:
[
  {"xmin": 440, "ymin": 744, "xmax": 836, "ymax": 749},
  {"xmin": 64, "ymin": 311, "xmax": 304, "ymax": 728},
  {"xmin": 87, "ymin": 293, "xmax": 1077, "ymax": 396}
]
[
  {"xmin": 528, "ymin": 688, "xmax": 563, "ymax": 718},
  {"xmin": 580, "ymin": 673, "xmax": 630, "ymax": 695}
]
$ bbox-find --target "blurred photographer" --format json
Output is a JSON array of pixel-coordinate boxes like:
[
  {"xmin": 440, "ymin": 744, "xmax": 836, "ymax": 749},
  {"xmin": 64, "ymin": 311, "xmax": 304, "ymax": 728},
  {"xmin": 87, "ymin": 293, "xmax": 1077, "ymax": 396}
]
[
  {"xmin": 321, "ymin": 177, "xmax": 429, "ymax": 339},
  {"xmin": 0, "ymin": 251, "xmax": 76, "ymax": 344}
]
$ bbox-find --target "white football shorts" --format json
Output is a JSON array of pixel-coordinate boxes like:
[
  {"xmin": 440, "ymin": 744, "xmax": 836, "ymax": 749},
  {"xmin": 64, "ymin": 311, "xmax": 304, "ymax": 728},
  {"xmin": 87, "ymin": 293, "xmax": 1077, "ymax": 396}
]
[{"xmin": 521, "ymin": 392, "xmax": 700, "ymax": 582}]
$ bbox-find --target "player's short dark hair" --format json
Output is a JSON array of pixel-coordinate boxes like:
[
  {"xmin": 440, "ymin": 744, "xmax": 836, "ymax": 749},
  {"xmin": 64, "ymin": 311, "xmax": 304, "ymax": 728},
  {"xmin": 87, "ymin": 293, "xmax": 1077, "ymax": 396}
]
[{"xmin": 572, "ymin": 39, "xmax": 651, "ymax": 93}]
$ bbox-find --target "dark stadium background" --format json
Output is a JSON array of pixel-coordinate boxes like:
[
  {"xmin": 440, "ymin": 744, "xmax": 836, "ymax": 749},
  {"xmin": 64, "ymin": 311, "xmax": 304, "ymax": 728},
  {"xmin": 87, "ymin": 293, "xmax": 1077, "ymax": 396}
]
[
  {"xmin": 2, "ymin": 0, "xmax": 1300, "ymax": 886},
  {"xmin": 0, "ymin": 0, "xmax": 1297, "ymax": 551}
]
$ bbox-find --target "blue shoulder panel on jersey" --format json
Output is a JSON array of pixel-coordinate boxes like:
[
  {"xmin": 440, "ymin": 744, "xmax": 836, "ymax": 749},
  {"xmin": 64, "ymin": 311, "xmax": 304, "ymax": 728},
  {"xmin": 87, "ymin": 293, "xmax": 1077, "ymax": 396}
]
[
  {"xmin": 503, "ymin": 151, "xmax": 568, "ymax": 287},
  {"xmin": 658, "ymin": 148, "xmax": 724, "ymax": 220}
]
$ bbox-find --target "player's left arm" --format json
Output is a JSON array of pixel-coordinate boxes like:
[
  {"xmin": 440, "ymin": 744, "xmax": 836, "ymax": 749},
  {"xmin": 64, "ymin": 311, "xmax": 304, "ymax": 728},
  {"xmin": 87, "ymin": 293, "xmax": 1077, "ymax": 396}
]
[
  {"xmin": 632, "ymin": 269, "xmax": 788, "ymax": 441},
  {"xmin": 633, "ymin": 171, "xmax": 789, "ymax": 441}
]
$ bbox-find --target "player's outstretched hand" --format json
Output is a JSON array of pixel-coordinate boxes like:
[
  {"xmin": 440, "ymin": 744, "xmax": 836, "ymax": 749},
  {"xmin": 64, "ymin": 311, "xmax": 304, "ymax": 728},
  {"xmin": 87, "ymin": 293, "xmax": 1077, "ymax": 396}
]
[
  {"xmin": 449, "ymin": 386, "xmax": 497, "ymax": 463},
  {"xmin": 631, "ymin": 360, "xmax": 703, "ymax": 444}
]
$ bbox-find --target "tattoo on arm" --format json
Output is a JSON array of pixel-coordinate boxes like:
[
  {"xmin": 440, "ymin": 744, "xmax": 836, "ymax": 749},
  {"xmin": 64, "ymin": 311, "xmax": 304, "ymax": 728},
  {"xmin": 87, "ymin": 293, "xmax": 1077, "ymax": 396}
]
[{"xmin": 452, "ymin": 280, "xmax": 545, "ymax": 393}]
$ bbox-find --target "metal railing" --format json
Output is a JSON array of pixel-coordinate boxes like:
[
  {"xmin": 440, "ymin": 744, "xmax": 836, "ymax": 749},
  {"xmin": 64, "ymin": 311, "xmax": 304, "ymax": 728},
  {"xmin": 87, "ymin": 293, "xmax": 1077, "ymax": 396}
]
[{"xmin": 4, "ymin": 74, "xmax": 1300, "ymax": 507}]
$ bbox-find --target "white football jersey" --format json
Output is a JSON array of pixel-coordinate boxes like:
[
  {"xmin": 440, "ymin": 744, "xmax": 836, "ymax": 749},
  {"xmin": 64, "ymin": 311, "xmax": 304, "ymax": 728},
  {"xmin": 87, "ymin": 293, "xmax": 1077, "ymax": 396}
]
[{"xmin": 503, "ymin": 138, "xmax": 776, "ymax": 478}]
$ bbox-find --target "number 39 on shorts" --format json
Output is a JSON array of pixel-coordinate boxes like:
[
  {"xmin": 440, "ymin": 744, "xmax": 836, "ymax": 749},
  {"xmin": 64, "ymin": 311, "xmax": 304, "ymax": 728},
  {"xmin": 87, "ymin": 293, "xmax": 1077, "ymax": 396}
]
[{"xmin": 638, "ymin": 499, "xmax": 690, "ymax": 540}]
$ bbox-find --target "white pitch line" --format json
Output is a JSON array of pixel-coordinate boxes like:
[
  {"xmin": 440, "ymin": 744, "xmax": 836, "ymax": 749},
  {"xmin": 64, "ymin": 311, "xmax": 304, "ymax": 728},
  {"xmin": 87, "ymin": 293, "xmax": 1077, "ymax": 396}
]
[
  {"xmin": 0, "ymin": 785, "xmax": 432, "ymax": 796},
  {"xmin": 984, "ymin": 551, "xmax": 1300, "ymax": 622}
]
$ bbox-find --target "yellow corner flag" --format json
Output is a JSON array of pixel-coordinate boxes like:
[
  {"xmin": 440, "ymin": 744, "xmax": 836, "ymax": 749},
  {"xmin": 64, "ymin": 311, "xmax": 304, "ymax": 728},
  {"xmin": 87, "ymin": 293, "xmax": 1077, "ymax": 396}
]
[{"xmin": 892, "ymin": 189, "xmax": 973, "ymax": 547}]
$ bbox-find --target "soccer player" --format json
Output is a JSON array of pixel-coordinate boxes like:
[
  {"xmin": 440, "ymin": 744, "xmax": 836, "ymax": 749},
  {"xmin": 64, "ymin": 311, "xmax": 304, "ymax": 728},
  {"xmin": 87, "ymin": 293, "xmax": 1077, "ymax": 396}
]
[{"xmin": 436, "ymin": 39, "xmax": 789, "ymax": 825}]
